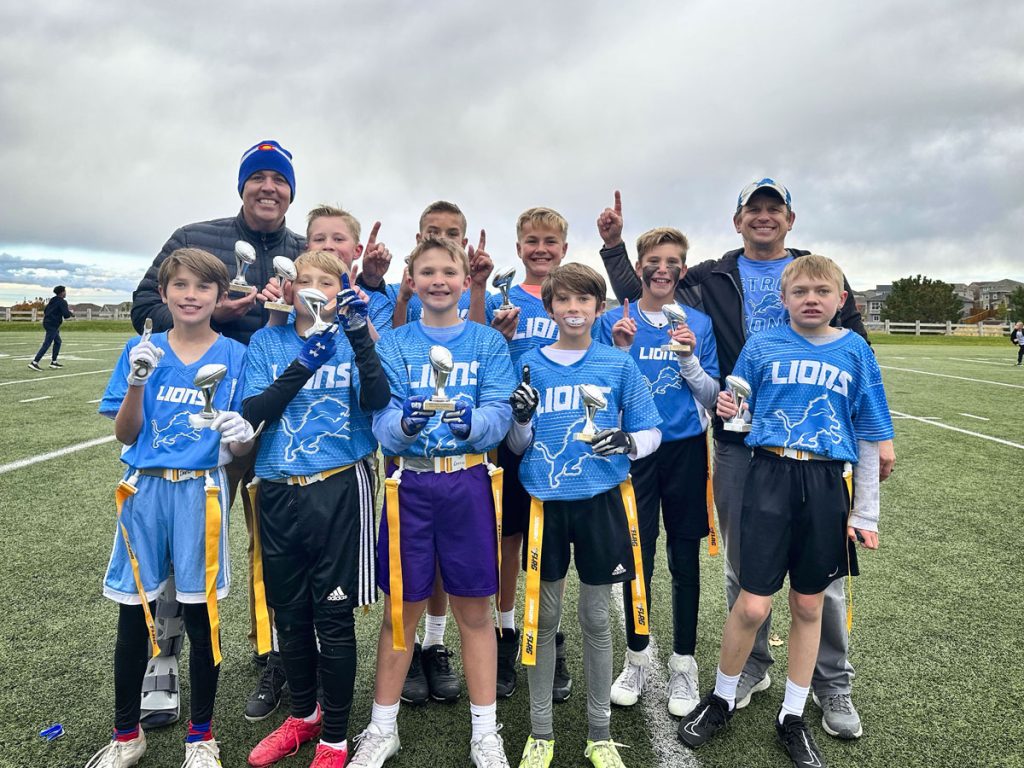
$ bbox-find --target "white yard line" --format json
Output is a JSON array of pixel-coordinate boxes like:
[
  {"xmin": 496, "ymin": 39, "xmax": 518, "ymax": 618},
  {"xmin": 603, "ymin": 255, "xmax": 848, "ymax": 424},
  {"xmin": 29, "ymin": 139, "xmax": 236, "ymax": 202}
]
[
  {"xmin": 0, "ymin": 368, "xmax": 114, "ymax": 387},
  {"xmin": 87, "ymin": 398, "xmax": 103, "ymax": 404},
  {"xmin": 948, "ymin": 357, "xmax": 1013, "ymax": 367},
  {"xmin": 879, "ymin": 365, "xmax": 1024, "ymax": 390},
  {"xmin": 890, "ymin": 410, "xmax": 1024, "ymax": 450},
  {"xmin": 18, "ymin": 396, "xmax": 52, "ymax": 403},
  {"xmin": 0, "ymin": 435, "xmax": 118, "ymax": 475},
  {"xmin": 958, "ymin": 413, "xmax": 990, "ymax": 421}
]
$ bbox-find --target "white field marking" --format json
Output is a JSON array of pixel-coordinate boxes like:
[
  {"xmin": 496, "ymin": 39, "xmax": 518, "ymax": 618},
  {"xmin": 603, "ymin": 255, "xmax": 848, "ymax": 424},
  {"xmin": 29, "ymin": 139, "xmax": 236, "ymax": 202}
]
[
  {"xmin": 891, "ymin": 409, "xmax": 1024, "ymax": 450},
  {"xmin": 948, "ymin": 357, "xmax": 1013, "ymax": 367},
  {"xmin": 88, "ymin": 398, "xmax": 103, "ymax": 404},
  {"xmin": 14, "ymin": 355, "xmax": 100, "ymax": 362},
  {"xmin": 18, "ymin": 395, "xmax": 52, "ymax": 403},
  {"xmin": 959, "ymin": 413, "xmax": 990, "ymax": 421},
  {"xmin": 890, "ymin": 414, "xmax": 940, "ymax": 420},
  {"xmin": 0, "ymin": 368, "xmax": 113, "ymax": 387},
  {"xmin": 879, "ymin": 365, "xmax": 1024, "ymax": 390},
  {"xmin": 0, "ymin": 435, "xmax": 118, "ymax": 475}
]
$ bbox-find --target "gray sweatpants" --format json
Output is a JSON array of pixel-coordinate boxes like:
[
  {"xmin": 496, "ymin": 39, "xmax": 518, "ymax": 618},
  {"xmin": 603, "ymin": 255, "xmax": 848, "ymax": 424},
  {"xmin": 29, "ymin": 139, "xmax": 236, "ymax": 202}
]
[{"xmin": 714, "ymin": 439, "xmax": 855, "ymax": 694}]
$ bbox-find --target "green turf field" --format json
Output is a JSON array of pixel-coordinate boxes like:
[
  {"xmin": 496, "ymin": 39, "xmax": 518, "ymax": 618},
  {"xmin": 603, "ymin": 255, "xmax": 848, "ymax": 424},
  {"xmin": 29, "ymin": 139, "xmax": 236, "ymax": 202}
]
[{"xmin": 1, "ymin": 328, "xmax": 1021, "ymax": 768}]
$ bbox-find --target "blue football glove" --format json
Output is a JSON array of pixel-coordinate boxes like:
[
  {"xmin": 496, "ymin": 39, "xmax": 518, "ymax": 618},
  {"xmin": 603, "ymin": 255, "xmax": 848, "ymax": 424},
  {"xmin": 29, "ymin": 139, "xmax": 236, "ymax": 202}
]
[
  {"xmin": 401, "ymin": 395, "xmax": 432, "ymax": 436},
  {"xmin": 441, "ymin": 401, "xmax": 473, "ymax": 439},
  {"xmin": 336, "ymin": 273, "xmax": 368, "ymax": 331},
  {"xmin": 296, "ymin": 327, "xmax": 338, "ymax": 372}
]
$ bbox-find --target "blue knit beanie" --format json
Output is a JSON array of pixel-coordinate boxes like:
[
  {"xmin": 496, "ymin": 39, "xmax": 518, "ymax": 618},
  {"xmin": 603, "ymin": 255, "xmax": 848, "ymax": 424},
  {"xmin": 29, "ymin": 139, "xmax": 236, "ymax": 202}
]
[{"xmin": 238, "ymin": 140, "xmax": 295, "ymax": 201}]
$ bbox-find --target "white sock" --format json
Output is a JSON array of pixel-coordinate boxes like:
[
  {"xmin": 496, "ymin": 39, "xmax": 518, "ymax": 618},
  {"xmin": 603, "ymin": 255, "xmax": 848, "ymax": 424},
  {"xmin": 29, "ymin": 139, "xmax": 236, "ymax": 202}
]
[
  {"xmin": 469, "ymin": 702, "xmax": 497, "ymax": 740},
  {"xmin": 779, "ymin": 678, "xmax": 810, "ymax": 723},
  {"xmin": 271, "ymin": 624, "xmax": 280, "ymax": 653},
  {"xmin": 423, "ymin": 613, "xmax": 447, "ymax": 648},
  {"xmin": 319, "ymin": 738, "xmax": 347, "ymax": 751},
  {"xmin": 370, "ymin": 701, "xmax": 400, "ymax": 734},
  {"xmin": 499, "ymin": 610, "xmax": 516, "ymax": 631},
  {"xmin": 714, "ymin": 667, "xmax": 740, "ymax": 710},
  {"xmin": 302, "ymin": 703, "xmax": 321, "ymax": 723}
]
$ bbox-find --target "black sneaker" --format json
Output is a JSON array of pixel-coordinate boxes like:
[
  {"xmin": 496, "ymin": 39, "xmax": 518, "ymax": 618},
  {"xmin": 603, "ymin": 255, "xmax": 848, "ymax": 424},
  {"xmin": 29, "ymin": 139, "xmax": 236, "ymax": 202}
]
[
  {"xmin": 49, "ymin": 361, "xmax": 63, "ymax": 368},
  {"xmin": 678, "ymin": 691, "xmax": 733, "ymax": 748},
  {"xmin": 496, "ymin": 628, "xmax": 520, "ymax": 698},
  {"xmin": 245, "ymin": 652, "xmax": 288, "ymax": 722},
  {"xmin": 422, "ymin": 644, "xmax": 460, "ymax": 702},
  {"xmin": 401, "ymin": 643, "xmax": 429, "ymax": 705},
  {"xmin": 27, "ymin": 361, "xmax": 41, "ymax": 371},
  {"xmin": 552, "ymin": 631, "xmax": 572, "ymax": 703},
  {"xmin": 252, "ymin": 651, "xmax": 269, "ymax": 667},
  {"xmin": 776, "ymin": 712, "xmax": 827, "ymax": 767}
]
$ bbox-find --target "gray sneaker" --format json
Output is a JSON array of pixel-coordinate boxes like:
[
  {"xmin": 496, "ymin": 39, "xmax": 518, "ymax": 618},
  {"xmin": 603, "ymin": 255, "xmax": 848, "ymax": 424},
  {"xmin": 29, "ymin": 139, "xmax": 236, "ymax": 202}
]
[
  {"xmin": 734, "ymin": 670, "xmax": 771, "ymax": 710},
  {"xmin": 813, "ymin": 690, "xmax": 863, "ymax": 739}
]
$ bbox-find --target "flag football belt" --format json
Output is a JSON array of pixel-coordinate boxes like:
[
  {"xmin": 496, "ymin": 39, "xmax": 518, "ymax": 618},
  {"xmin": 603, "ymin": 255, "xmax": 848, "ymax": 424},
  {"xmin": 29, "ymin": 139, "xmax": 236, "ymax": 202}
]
[
  {"xmin": 705, "ymin": 430, "xmax": 719, "ymax": 557},
  {"xmin": 115, "ymin": 469, "xmax": 224, "ymax": 666},
  {"xmin": 521, "ymin": 477, "xmax": 649, "ymax": 667},
  {"xmin": 383, "ymin": 453, "xmax": 504, "ymax": 651},
  {"xmin": 760, "ymin": 446, "xmax": 833, "ymax": 462},
  {"xmin": 265, "ymin": 462, "xmax": 354, "ymax": 486}
]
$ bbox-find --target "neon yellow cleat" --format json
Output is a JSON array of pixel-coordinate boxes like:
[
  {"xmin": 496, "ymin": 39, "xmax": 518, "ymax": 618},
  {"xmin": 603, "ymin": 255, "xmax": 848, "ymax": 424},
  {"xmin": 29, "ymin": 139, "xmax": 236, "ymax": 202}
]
[{"xmin": 517, "ymin": 736, "xmax": 554, "ymax": 768}]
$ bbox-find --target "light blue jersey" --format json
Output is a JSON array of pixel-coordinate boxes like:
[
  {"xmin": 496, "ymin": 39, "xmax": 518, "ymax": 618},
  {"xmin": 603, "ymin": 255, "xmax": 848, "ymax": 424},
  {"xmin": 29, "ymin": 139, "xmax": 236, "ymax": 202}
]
[
  {"xmin": 733, "ymin": 326, "xmax": 894, "ymax": 462},
  {"xmin": 243, "ymin": 325, "xmax": 377, "ymax": 480},
  {"xmin": 738, "ymin": 254, "xmax": 793, "ymax": 335},
  {"xmin": 597, "ymin": 305, "xmax": 719, "ymax": 441},
  {"xmin": 386, "ymin": 283, "xmax": 474, "ymax": 324},
  {"xmin": 99, "ymin": 333, "xmax": 247, "ymax": 470},
  {"xmin": 485, "ymin": 285, "xmax": 559, "ymax": 366},
  {"xmin": 518, "ymin": 342, "xmax": 662, "ymax": 501}
]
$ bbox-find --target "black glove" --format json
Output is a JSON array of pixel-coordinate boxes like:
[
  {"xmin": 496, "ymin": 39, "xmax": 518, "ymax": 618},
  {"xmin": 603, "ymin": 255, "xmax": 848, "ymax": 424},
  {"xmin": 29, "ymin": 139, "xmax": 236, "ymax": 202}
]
[
  {"xmin": 591, "ymin": 428, "xmax": 634, "ymax": 456},
  {"xmin": 509, "ymin": 365, "xmax": 539, "ymax": 425}
]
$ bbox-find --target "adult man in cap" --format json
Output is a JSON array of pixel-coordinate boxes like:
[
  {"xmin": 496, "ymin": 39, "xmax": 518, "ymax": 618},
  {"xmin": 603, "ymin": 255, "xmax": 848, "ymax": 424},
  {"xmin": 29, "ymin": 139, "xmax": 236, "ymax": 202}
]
[
  {"xmin": 130, "ymin": 139, "xmax": 306, "ymax": 726},
  {"xmin": 597, "ymin": 180, "xmax": 895, "ymax": 741}
]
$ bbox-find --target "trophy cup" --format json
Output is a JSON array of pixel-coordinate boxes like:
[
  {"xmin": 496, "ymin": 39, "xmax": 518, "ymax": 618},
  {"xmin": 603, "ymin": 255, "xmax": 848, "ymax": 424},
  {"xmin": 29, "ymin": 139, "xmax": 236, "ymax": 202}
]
[
  {"xmin": 574, "ymin": 384, "xmax": 607, "ymax": 443},
  {"xmin": 189, "ymin": 364, "xmax": 227, "ymax": 428},
  {"xmin": 723, "ymin": 375, "xmax": 752, "ymax": 433},
  {"xmin": 423, "ymin": 345, "xmax": 457, "ymax": 412},
  {"xmin": 265, "ymin": 256, "xmax": 297, "ymax": 313},
  {"xmin": 492, "ymin": 267, "xmax": 516, "ymax": 311},
  {"xmin": 662, "ymin": 303, "xmax": 692, "ymax": 354},
  {"xmin": 296, "ymin": 288, "xmax": 333, "ymax": 338},
  {"xmin": 229, "ymin": 241, "xmax": 258, "ymax": 296},
  {"xmin": 132, "ymin": 318, "xmax": 154, "ymax": 380}
]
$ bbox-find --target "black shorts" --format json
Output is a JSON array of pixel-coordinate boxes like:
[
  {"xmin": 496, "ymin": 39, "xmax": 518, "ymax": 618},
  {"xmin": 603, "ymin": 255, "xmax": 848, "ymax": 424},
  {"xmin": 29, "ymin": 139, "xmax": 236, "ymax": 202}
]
[
  {"xmin": 526, "ymin": 486, "xmax": 636, "ymax": 586},
  {"xmin": 258, "ymin": 459, "xmax": 377, "ymax": 609},
  {"xmin": 630, "ymin": 433, "xmax": 709, "ymax": 544},
  {"xmin": 739, "ymin": 450, "xmax": 858, "ymax": 597},
  {"xmin": 498, "ymin": 440, "xmax": 530, "ymax": 537}
]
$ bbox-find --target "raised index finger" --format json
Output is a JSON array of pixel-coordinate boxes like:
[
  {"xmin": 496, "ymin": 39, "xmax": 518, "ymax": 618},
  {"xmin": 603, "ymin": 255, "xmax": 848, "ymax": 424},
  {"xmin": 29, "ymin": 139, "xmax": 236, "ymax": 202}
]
[
  {"xmin": 367, "ymin": 221, "xmax": 381, "ymax": 247},
  {"xmin": 614, "ymin": 190, "xmax": 622, "ymax": 216},
  {"xmin": 622, "ymin": 297, "xmax": 630, "ymax": 319},
  {"xmin": 478, "ymin": 229, "xmax": 486, "ymax": 252}
]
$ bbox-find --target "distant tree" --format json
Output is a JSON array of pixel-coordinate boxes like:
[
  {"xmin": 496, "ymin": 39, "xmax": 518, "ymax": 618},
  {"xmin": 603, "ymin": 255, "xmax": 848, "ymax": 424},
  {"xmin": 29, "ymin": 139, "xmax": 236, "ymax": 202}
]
[
  {"xmin": 118, "ymin": 301, "xmax": 132, "ymax": 313},
  {"xmin": 12, "ymin": 297, "xmax": 46, "ymax": 311},
  {"xmin": 1007, "ymin": 287, "xmax": 1024, "ymax": 322},
  {"xmin": 880, "ymin": 275, "xmax": 962, "ymax": 323}
]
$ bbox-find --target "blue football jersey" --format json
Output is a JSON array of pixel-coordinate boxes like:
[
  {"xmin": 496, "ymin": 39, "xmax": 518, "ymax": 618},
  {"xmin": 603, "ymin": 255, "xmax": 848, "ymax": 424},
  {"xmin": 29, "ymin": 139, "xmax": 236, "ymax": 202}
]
[
  {"xmin": 99, "ymin": 333, "xmax": 247, "ymax": 470},
  {"xmin": 485, "ymin": 285, "xmax": 559, "ymax": 366},
  {"xmin": 597, "ymin": 305, "xmax": 719, "ymax": 441},
  {"xmin": 733, "ymin": 326, "xmax": 894, "ymax": 462},
  {"xmin": 738, "ymin": 254, "xmax": 793, "ymax": 336},
  {"xmin": 386, "ymin": 283, "xmax": 474, "ymax": 324},
  {"xmin": 518, "ymin": 342, "xmax": 662, "ymax": 501},
  {"xmin": 243, "ymin": 325, "xmax": 377, "ymax": 480}
]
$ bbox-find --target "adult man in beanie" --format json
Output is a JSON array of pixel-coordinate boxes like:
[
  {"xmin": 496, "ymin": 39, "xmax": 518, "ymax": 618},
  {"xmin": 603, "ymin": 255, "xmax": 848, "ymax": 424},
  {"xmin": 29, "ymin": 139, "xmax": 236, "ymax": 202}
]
[{"xmin": 129, "ymin": 139, "xmax": 305, "ymax": 726}]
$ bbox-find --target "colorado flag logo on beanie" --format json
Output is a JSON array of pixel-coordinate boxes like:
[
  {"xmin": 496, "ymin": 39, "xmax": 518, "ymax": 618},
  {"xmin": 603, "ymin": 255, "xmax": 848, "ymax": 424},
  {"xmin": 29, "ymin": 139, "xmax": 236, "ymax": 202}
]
[{"xmin": 238, "ymin": 140, "xmax": 296, "ymax": 201}]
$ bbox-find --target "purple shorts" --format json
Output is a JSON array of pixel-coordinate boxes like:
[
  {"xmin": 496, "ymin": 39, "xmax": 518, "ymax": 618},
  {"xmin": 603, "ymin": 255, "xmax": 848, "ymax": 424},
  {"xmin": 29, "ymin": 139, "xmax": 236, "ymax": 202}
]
[{"xmin": 377, "ymin": 462, "xmax": 498, "ymax": 602}]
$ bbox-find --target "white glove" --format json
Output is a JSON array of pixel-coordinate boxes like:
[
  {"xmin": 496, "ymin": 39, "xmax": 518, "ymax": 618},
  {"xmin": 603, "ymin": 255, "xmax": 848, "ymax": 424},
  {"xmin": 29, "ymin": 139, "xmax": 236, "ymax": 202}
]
[
  {"xmin": 127, "ymin": 340, "xmax": 164, "ymax": 386},
  {"xmin": 210, "ymin": 410, "xmax": 256, "ymax": 444}
]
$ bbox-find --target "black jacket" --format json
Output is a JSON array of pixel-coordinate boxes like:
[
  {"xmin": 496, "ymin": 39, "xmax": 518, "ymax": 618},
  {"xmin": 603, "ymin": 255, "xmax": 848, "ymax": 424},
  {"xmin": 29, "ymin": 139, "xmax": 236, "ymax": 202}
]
[
  {"xmin": 43, "ymin": 295, "xmax": 72, "ymax": 329},
  {"xmin": 600, "ymin": 242, "xmax": 868, "ymax": 443},
  {"xmin": 131, "ymin": 210, "xmax": 306, "ymax": 345}
]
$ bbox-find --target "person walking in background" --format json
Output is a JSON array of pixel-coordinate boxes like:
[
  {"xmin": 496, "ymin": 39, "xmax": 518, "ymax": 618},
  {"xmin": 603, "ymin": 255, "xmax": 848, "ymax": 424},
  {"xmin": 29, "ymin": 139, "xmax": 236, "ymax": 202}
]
[
  {"xmin": 29, "ymin": 285, "xmax": 74, "ymax": 371},
  {"xmin": 1011, "ymin": 321, "xmax": 1024, "ymax": 365}
]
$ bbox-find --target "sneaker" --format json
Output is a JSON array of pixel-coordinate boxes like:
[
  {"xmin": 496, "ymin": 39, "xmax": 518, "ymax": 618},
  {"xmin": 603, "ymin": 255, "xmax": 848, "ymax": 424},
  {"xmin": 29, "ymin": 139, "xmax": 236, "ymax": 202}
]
[
  {"xmin": 517, "ymin": 736, "xmax": 554, "ymax": 768},
  {"xmin": 584, "ymin": 739, "xmax": 628, "ymax": 768},
  {"xmin": 253, "ymin": 652, "xmax": 270, "ymax": 667},
  {"xmin": 49, "ymin": 360, "xmax": 64, "ymax": 368},
  {"xmin": 666, "ymin": 654, "xmax": 700, "ymax": 718},
  {"xmin": 247, "ymin": 715, "xmax": 321, "ymax": 767},
  {"xmin": 28, "ymin": 361, "xmax": 42, "ymax": 371},
  {"xmin": 423, "ymin": 644, "xmax": 460, "ymax": 702},
  {"xmin": 734, "ymin": 670, "xmax": 771, "ymax": 710},
  {"xmin": 610, "ymin": 649, "xmax": 649, "ymax": 707},
  {"xmin": 470, "ymin": 729, "xmax": 511, "ymax": 767},
  {"xmin": 84, "ymin": 731, "xmax": 147, "ymax": 767},
  {"xmin": 776, "ymin": 712, "xmax": 827, "ymax": 767},
  {"xmin": 348, "ymin": 723, "xmax": 401, "ymax": 768},
  {"xmin": 812, "ymin": 691, "xmax": 863, "ymax": 739},
  {"xmin": 245, "ymin": 652, "xmax": 288, "ymax": 722},
  {"xmin": 401, "ymin": 643, "xmax": 429, "ymax": 705},
  {"xmin": 496, "ymin": 628, "xmax": 520, "ymax": 698},
  {"xmin": 309, "ymin": 742, "xmax": 349, "ymax": 768},
  {"xmin": 552, "ymin": 632, "xmax": 571, "ymax": 703},
  {"xmin": 677, "ymin": 691, "xmax": 732, "ymax": 748},
  {"xmin": 182, "ymin": 739, "xmax": 222, "ymax": 767}
]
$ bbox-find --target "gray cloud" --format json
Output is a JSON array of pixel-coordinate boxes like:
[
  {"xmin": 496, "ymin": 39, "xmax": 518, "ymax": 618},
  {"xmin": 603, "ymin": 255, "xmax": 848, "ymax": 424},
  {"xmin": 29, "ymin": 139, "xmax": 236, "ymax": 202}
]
[{"xmin": 0, "ymin": 253, "xmax": 139, "ymax": 293}]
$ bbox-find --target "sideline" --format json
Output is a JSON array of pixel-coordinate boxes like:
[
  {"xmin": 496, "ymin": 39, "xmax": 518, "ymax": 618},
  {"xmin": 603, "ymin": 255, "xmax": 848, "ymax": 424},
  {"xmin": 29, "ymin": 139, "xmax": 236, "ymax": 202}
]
[
  {"xmin": 890, "ymin": 409, "xmax": 1024, "ymax": 450},
  {"xmin": 0, "ymin": 435, "xmax": 118, "ymax": 475},
  {"xmin": 879, "ymin": 366, "xmax": 1024, "ymax": 390},
  {"xmin": 0, "ymin": 368, "xmax": 114, "ymax": 387}
]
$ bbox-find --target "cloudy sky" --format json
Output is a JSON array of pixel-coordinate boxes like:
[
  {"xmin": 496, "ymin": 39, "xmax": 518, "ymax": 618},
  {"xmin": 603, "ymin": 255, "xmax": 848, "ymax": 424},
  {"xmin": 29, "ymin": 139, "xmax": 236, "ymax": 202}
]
[{"xmin": 1, "ymin": 0, "xmax": 1021, "ymax": 305}]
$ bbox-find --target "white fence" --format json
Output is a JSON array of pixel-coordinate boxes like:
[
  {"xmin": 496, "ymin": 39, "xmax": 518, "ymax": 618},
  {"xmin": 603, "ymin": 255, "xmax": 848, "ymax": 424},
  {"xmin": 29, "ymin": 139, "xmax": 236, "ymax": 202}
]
[
  {"xmin": 1, "ymin": 308, "xmax": 131, "ymax": 322},
  {"xmin": 865, "ymin": 320, "xmax": 1010, "ymax": 337}
]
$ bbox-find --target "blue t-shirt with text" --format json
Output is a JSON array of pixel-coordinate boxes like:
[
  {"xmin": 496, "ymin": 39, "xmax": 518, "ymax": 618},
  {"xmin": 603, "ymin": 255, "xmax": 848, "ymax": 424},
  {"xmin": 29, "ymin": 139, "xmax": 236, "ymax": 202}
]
[{"xmin": 738, "ymin": 254, "xmax": 793, "ymax": 336}]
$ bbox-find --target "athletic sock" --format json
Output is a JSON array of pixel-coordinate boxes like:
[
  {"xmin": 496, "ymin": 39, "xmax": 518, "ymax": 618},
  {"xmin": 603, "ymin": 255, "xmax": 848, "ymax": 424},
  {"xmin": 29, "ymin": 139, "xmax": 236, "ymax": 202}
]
[
  {"xmin": 370, "ymin": 701, "xmax": 400, "ymax": 735},
  {"xmin": 423, "ymin": 613, "xmax": 447, "ymax": 648},
  {"xmin": 302, "ymin": 703, "xmax": 322, "ymax": 724},
  {"xmin": 185, "ymin": 721, "xmax": 212, "ymax": 743},
  {"xmin": 469, "ymin": 702, "xmax": 497, "ymax": 740},
  {"xmin": 779, "ymin": 678, "xmax": 810, "ymax": 723},
  {"xmin": 499, "ymin": 610, "xmax": 516, "ymax": 632},
  {"xmin": 114, "ymin": 725, "xmax": 140, "ymax": 742},
  {"xmin": 714, "ymin": 667, "xmax": 740, "ymax": 710},
  {"xmin": 271, "ymin": 624, "xmax": 280, "ymax": 653},
  {"xmin": 319, "ymin": 738, "xmax": 347, "ymax": 751}
]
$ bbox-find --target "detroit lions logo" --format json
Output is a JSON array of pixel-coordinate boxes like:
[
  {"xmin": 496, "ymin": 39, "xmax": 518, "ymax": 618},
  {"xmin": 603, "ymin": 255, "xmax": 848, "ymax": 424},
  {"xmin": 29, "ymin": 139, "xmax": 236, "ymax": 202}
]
[
  {"xmin": 279, "ymin": 395, "xmax": 352, "ymax": 462},
  {"xmin": 644, "ymin": 366, "xmax": 682, "ymax": 396},
  {"xmin": 773, "ymin": 393, "xmax": 843, "ymax": 452},
  {"xmin": 533, "ymin": 416, "xmax": 611, "ymax": 491},
  {"xmin": 748, "ymin": 292, "xmax": 783, "ymax": 318},
  {"xmin": 151, "ymin": 411, "xmax": 203, "ymax": 448}
]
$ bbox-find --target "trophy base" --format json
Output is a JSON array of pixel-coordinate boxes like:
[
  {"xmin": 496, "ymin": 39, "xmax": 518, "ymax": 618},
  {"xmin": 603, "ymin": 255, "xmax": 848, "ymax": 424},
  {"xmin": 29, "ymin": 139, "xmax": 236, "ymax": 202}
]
[
  {"xmin": 574, "ymin": 432, "xmax": 597, "ymax": 443},
  {"xmin": 228, "ymin": 284, "xmax": 257, "ymax": 297},
  {"xmin": 188, "ymin": 412, "xmax": 217, "ymax": 429},
  {"xmin": 497, "ymin": 303, "xmax": 516, "ymax": 312},
  {"xmin": 662, "ymin": 342, "xmax": 692, "ymax": 353},
  {"xmin": 423, "ymin": 399, "xmax": 456, "ymax": 412},
  {"xmin": 722, "ymin": 420, "xmax": 751, "ymax": 433},
  {"xmin": 265, "ymin": 301, "xmax": 293, "ymax": 313}
]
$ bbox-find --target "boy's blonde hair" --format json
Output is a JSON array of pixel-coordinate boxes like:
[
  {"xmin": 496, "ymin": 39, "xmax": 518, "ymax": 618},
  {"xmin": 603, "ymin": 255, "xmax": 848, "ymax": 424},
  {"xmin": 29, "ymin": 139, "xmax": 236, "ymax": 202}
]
[
  {"xmin": 418, "ymin": 200, "xmax": 467, "ymax": 237},
  {"xmin": 516, "ymin": 207, "xmax": 569, "ymax": 240},
  {"xmin": 306, "ymin": 204, "xmax": 361, "ymax": 243},
  {"xmin": 781, "ymin": 254, "xmax": 845, "ymax": 293},
  {"xmin": 407, "ymin": 235, "xmax": 470, "ymax": 276},
  {"xmin": 158, "ymin": 248, "xmax": 229, "ymax": 295},
  {"xmin": 636, "ymin": 227, "xmax": 689, "ymax": 261},
  {"xmin": 295, "ymin": 250, "xmax": 351, "ymax": 281},
  {"xmin": 541, "ymin": 263, "xmax": 606, "ymax": 312}
]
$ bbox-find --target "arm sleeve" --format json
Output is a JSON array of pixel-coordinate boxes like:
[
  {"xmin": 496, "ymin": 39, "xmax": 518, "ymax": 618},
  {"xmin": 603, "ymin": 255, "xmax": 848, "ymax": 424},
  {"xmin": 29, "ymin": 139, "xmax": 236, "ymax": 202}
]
[
  {"xmin": 131, "ymin": 228, "xmax": 187, "ymax": 333},
  {"xmin": 677, "ymin": 354, "xmax": 720, "ymax": 412},
  {"xmin": 61, "ymin": 298, "xmax": 73, "ymax": 319},
  {"xmin": 242, "ymin": 361, "xmax": 315, "ymax": 427},
  {"xmin": 465, "ymin": 401, "xmax": 514, "ymax": 450},
  {"xmin": 506, "ymin": 420, "xmax": 534, "ymax": 455},
  {"xmin": 346, "ymin": 325, "xmax": 391, "ymax": 412},
  {"xmin": 629, "ymin": 426, "xmax": 662, "ymax": 460},
  {"xmin": 850, "ymin": 440, "xmax": 881, "ymax": 531},
  {"xmin": 599, "ymin": 242, "xmax": 643, "ymax": 303}
]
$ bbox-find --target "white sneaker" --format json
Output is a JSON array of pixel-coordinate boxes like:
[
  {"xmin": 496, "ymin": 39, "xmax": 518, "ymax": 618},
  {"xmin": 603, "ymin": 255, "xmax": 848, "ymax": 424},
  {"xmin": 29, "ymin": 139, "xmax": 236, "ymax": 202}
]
[
  {"xmin": 666, "ymin": 654, "xmax": 700, "ymax": 717},
  {"xmin": 84, "ymin": 731, "xmax": 147, "ymax": 767},
  {"xmin": 181, "ymin": 739, "xmax": 222, "ymax": 767},
  {"xmin": 349, "ymin": 723, "xmax": 401, "ymax": 767},
  {"xmin": 609, "ymin": 649, "xmax": 649, "ymax": 707},
  {"xmin": 470, "ymin": 728, "xmax": 511, "ymax": 767}
]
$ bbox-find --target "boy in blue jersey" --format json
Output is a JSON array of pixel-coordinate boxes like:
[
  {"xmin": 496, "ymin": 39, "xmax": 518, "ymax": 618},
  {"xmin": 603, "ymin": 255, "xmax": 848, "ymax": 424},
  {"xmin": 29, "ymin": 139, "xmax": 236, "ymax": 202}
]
[
  {"xmin": 242, "ymin": 251, "xmax": 390, "ymax": 768},
  {"xmin": 678, "ymin": 256, "xmax": 894, "ymax": 768},
  {"xmin": 507, "ymin": 263, "xmax": 662, "ymax": 768},
  {"xmin": 351, "ymin": 236, "xmax": 515, "ymax": 768},
  {"xmin": 92, "ymin": 248, "xmax": 257, "ymax": 768},
  {"xmin": 596, "ymin": 228, "xmax": 720, "ymax": 718}
]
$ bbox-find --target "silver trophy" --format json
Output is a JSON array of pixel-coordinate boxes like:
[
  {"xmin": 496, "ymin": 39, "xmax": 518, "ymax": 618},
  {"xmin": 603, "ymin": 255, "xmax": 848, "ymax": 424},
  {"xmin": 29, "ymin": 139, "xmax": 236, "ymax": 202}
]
[
  {"xmin": 132, "ymin": 318, "xmax": 154, "ymax": 380},
  {"xmin": 189, "ymin": 364, "xmax": 227, "ymax": 428},
  {"xmin": 230, "ymin": 241, "xmax": 257, "ymax": 296},
  {"xmin": 492, "ymin": 267, "xmax": 516, "ymax": 311},
  {"xmin": 723, "ymin": 375, "xmax": 752, "ymax": 433},
  {"xmin": 296, "ymin": 288, "xmax": 333, "ymax": 338},
  {"xmin": 265, "ymin": 256, "xmax": 297, "ymax": 313},
  {"xmin": 574, "ymin": 384, "xmax": 607, "ymax": 443},
  {"xmin": 662, "ymin": 303, "xmax": 692, "ymax": 353},
  {"xmin": 423, "ymin": 345, "xmax": 456, "ymax": 412}
]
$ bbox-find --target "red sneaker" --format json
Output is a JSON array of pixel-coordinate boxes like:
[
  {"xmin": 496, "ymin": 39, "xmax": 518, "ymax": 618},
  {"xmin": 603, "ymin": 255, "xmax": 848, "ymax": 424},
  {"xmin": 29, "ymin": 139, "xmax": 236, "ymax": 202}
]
[
  {"xmin": 309, "ymin": 742, "xmax": 349, "ymax": 767},
  {"xmin": 248, "ymin": 716, "xmax": 322, "ymax": 767}
]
